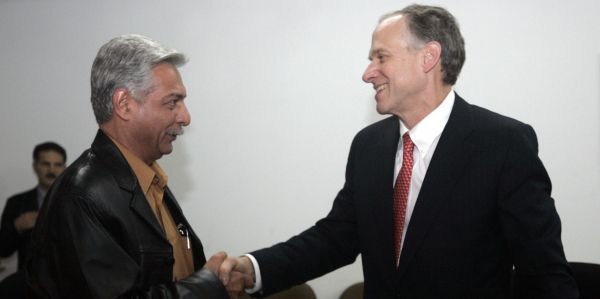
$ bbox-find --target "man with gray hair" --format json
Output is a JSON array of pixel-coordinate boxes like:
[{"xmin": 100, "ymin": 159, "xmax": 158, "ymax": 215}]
[
  {"xmin": 26, "ymin": 35, "xmax": 247, "ymax": 298},
  {"xmin": 220, "ymin": 4, "xmax": 579, "ymax": 298}
]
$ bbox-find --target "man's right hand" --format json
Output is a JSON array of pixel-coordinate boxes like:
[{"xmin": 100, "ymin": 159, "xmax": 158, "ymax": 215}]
[
  {"xmin": 206, "ymin": 252, "xmax": 254, "ymax": 299},
  {"xmin": 218, "ymin": 256, "xmax": 256, "ymax": 297},
  {"xmin": 14, "ymin": 211, "xmax": 38, "ymax": 232}
]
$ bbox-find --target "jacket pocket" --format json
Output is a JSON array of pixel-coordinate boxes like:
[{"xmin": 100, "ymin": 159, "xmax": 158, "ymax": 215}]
[{"xmin": 133, "ymin": 249, "xmax": 174, "ymax": 286}]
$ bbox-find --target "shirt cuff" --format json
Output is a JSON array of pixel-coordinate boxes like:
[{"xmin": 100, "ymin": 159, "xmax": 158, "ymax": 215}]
[{"xmin": 243, "ymin": 254, "xmax": 263, "ymax": 294}]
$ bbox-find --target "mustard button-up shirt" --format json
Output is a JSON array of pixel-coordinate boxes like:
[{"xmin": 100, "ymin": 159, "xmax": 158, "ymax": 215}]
[{"xmin": 110, "ymin": 137, "xmax": 194, "ymax": 281}]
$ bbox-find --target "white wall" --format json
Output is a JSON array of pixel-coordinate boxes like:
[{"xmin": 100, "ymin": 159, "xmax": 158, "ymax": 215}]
[{"xmin": 1, "ymin": 0, "xmax": 598, "ymax": 297}]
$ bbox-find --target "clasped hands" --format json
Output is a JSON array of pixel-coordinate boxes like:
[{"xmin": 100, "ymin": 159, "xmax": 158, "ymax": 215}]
[{"xmin": 203, "ymin": 252, "xmax": 256, "ymax": 299}]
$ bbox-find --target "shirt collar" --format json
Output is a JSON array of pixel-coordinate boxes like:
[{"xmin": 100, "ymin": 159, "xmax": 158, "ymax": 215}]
[
  {"xmin": 399, "ymin": 90, "xmax": 455, "ymax": 156},
  {"xmin": 36, "ymin": 186, "xmax": 46, "ymax": 208},
  {"xmin": 108, "ymin": 136, "xmax": 168, "ymax": 193},
  {"xmin": 36, "ymin": 185, "xmax": 46, "ymax": 198}
]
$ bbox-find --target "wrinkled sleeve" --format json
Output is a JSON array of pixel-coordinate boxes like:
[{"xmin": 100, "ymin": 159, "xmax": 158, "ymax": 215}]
[
  {"xmin": 497, "ymin": 124, "xmax": 579, "ymax": 299},
  {"xmin": 250, "ymin": 135, "xmax": 362, "ymax": 296},
  {"xmin": 27, "ymin": 191, "xmax": 226, "ymax": 299}
]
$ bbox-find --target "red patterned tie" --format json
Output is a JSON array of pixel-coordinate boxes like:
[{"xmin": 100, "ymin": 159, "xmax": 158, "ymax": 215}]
[{"xmin": 393, "ymin": 133, "xmax": 414, "ymax": 266}]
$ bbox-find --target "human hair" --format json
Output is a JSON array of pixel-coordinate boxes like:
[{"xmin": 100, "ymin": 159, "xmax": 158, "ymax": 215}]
[
  {"xmin": 381, "ymin": 4, "xmax": 466, "ymax": 85},
  {"xmin": 33, "ymin": 142, "xmax": 66, "ymax": 163},
  {"xmin": 90, "ymin": 34, "xmax": 187, "ymax": 124}
]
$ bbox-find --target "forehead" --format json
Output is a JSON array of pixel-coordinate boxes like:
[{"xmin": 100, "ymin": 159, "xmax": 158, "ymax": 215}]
[
  {"xmin": 369, "ymin": 15, "xmax": 410, "ymax": 56},
  {"xmin": 149, "ymin": 63, "xmax": 186, "ymax": 95},
  {"xmin": 370, "ymin": 15, "xmax": 411, "ymax": 50},
  {"xmin": 379, "ymin": 14, "xmax": 405, "ymax": 30},
  {"xmin": 36, "ymin": 150, "xmax": 64, "ymax": 162}
]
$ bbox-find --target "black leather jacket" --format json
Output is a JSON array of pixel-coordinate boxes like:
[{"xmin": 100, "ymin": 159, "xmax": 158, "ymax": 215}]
[{"xmin": 26, "ymin": 130, "xmax": 227, "ymax": 299}]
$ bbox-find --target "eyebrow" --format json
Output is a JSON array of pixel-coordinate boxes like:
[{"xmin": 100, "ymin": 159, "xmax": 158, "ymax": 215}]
[
  {"xmin": 164, "ymin": 92, "xmax": 186, "ymax": 100},
  {"xmin": 368, "ymin": 49, "xmax": 388, "ymax": 60}
]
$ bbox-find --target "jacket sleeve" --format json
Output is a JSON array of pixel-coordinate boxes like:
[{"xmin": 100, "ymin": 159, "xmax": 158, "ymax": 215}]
[
  {"xmin": 250, "ymin": 135, "xmax": 362, "ymax": 296},
  {"xmin": 27, "ymin": 191, "xmax": 227, "ymax": 299},
  {"xmin": 497, "ymin": 124, "xmax": 579, "ymax": 299}
]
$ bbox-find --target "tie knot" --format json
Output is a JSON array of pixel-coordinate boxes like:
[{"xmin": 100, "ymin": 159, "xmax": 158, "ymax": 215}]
[{"xmin": 402, "ymin": 133, "xmax": 414, "ymax": 151}]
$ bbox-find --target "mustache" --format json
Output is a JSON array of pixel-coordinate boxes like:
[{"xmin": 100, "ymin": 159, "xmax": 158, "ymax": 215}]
[
  {"xmin": 166, "ymin": 127, "xmax": 184, "ymax": 136},
  {"xmin": 45, "ymin": 173, "xmax": 57, "ymax": 179}
]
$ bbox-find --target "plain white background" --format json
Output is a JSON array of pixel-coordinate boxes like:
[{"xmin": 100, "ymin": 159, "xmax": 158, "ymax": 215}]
[{"xmin": 1, "ymin": 0, "xmax": 598, "ymax": 297}]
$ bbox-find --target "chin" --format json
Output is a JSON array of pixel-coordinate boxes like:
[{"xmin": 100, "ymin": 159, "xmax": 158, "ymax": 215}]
[
  {"xmin": 160, "ymin": 146, "xmax": 174, "ymax": 156},
  {"xmin": 376, "ymin": 104, "xmax": 391, "ymax": 115}
]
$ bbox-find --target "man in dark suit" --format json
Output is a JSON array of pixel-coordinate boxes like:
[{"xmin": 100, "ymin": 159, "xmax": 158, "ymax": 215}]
[
  {"xmin": 26, "ymin": 34, "xmax": 248, "ymax": 298},
  {"xmin": 220, "ymin": 4, "xmax": 579, "ymax": 298},
  {"xmin": 0, "ymin": 142, "xmax": 66, "ymax": 298}
]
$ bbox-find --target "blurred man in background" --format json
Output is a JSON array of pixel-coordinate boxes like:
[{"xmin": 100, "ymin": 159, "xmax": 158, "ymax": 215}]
[{"xmin": 0, "ymin": 142, "xmax": 66, "ymax": 298}]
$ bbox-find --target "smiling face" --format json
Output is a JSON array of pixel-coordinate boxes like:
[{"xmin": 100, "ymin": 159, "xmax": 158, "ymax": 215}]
[
  {"xmin": 128, "ymin": 62, "xmax": 191, "ymax": 164},
  {"xmin": 362, "ymin": 15, "xmax": 428, "ymax": 117}
]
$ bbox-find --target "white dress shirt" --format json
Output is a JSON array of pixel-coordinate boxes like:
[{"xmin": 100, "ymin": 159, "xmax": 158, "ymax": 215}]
[
  {"xmin": 247, "ymin": 91, "xmax": 456, "ymax": 293},
  {"xmin": 36, "ymin": 185, "xmax": 47, "ymax": 208},
  {"xmin": 395, "ymin": 90, "xmax": 454, "ymax": 258}
]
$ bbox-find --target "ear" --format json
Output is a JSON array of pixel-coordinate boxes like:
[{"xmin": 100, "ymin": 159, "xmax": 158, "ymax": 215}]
[
  {"xmin": 422, "ymin": 41, "xmax": 442, "ymax": 73},
  {"xmin": 112, "ymin": 88, "xmax": 133, "ymax": 120}
]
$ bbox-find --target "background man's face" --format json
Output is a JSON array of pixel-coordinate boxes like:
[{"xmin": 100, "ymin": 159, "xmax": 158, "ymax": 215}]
[{"xmin": 33, "ymin": 150, "xmax": 66, "ymax": 190}]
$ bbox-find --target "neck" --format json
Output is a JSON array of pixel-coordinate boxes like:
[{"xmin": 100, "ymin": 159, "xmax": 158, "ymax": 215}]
[
  {"xmin": 100, "ymin": 123, "xmax": 153, "ymax": 165},
  {"xmin": 38, "ymin": 184, "xmax": 49, "ymax": 193},
  {"xmin": 398, "ymin": 85, "xmax": 452, "ymax": 129}
]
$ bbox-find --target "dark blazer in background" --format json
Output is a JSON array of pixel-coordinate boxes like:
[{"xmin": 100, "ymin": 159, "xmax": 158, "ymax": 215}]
[
  {"xmin": 0, "ymin": 188, "xmax": 38, "ymax": 270},
  {"xmin": 251, "ymin": 94, "xmax": 579, "ymax": 298},
  {"xmin": 0, "ymin": 188, "xmax": 38, "ymax": 298},
  {"xmin": 26, "ymin": 130, "xmax": 226, "ymax": 299}
]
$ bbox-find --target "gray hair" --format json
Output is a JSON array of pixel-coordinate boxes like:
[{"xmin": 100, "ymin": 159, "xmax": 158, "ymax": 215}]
[
  {"xmin": 381, "ymin": 4, "xmax": 465, "ymax": 85},
  {"xmin": 90, "ymin": 34, "xmax": 187, "ymax": 124}
]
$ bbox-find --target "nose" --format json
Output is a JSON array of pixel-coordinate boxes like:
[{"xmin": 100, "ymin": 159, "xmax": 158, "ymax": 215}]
[
  {"xmin": 177, "ymin": 101, "xmax": 191, "ymax": 126},
  {"xmin": 51, "ymin": 163, "xmax": 65, "ymax": 174},
  {"xmin": 362, "ymin": 61, "xmax": 377, "ymax": 83}
]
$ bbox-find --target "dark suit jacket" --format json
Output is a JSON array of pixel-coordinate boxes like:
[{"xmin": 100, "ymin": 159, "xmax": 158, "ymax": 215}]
[
  {"xmin": 26, "ymin": 130, "xmax": 227, "ymax": 299},
  {"xmin": 252, "ymin": 94, "xmax": 579, "ymax": 298},
  {"xmin": 0, "ymin": 188, "xmax": 38, "ymax": 270}
]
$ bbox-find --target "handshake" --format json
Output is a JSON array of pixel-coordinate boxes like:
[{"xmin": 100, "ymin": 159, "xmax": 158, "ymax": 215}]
[{"xmin": 202, "ymin": 251, "xmax": 256, "ymax": 299}]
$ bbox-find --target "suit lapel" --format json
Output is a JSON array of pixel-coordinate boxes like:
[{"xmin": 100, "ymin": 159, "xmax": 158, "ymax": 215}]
[
  {"xmin": 129, "ymin": 189, "xmax": 166, "ymax": 238},
  {"xmin": 92, "ymin": 130, "xmax": 166, "ymax": 239},
  {"xmin": 396, "ymin": 95, "xmax": 475, "ymax": 279},
  {"xmin": 367, "ymin": 117, "xmax": 402, "ymax": 282},
  {"xmin": 26, "ymin": 188, "xmax": 40, "ymax": 211}
]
